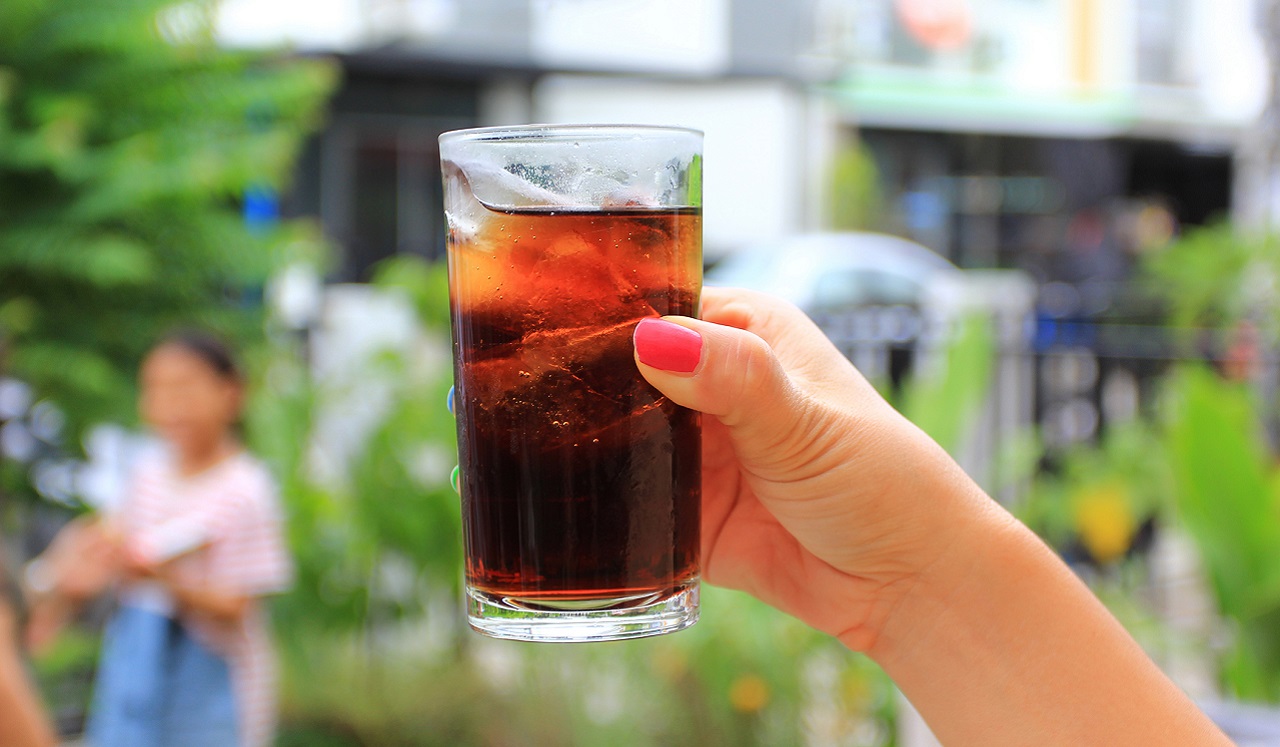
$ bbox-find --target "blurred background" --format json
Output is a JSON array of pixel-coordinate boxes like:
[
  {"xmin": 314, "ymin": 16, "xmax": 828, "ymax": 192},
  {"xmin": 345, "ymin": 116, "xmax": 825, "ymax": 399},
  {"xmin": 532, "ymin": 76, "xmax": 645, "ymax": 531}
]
[{"xmin": 4, "ymin": 0, "xmax": 1280, "ymax": 744}]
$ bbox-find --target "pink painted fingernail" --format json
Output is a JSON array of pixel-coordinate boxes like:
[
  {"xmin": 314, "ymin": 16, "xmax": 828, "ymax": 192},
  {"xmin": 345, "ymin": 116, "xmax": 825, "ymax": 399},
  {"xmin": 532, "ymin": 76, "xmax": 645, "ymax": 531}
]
[{"xmin": 634, "ymin": 318, "xmax": 702, "ymax": 373}]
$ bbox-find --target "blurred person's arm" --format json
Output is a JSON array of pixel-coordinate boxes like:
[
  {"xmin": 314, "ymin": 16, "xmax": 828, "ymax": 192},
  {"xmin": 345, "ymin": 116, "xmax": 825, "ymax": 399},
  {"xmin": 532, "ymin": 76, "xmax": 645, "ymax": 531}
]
[
  {"xmin": 23, "ymin": 517, "xmax": 123, "ymax": 653},
  {"xmin": 165, "ymin": 581, "xmax": 250, "ymax": 625},
  {"xmin": 123, "ymin": 517, "xmax": 253, "ymax": 625},
  {"xmin": 121, "ymin": 553, "xmax": 251, "ymax": 626},
  {"xmin": 154, "ymin": 463, "xmax": 293, "ymax": 628},
  {"xmin": 118, "ymin": 560, "xmax": 247, "ymax": 631},
  {"xmin": 633, "ymin": 288, "xmax": 1231, "ymax": 747},
  {"xmin": 0, "ymin": 583, "xmax": 57, "ymax": 747}
]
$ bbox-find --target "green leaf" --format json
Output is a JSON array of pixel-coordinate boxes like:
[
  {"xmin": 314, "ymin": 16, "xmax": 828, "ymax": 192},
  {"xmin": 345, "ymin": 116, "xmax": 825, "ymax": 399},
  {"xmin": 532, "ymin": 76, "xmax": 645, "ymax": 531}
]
[
  {"xmin": 1164, "ymin": 365, "xmax": 1280, "ymax": 699},
  {"xmin": 370, "ymin": 255, "xmax": 451, "ymax": 330},
  {"xmin": 899, "ymin": 313, "xmax": 995, "ymax": 454}
]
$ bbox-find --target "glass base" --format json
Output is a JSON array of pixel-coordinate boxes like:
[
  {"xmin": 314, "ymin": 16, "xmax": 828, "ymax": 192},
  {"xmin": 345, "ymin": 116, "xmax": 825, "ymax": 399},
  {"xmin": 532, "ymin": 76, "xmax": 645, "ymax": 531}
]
[{"xmin": 466, "ymin": 579, "xmax": 699, "ymax": 643}]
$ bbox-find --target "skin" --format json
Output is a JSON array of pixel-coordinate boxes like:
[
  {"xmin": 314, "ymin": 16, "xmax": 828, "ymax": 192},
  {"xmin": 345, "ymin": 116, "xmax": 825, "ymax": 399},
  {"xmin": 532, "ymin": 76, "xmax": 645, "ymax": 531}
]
[
  {"xmin": 0, "ymin": 591, "xmax": 57, "ymax": 747},
  {"xmin": 24, "ymin": 517, "xmax": 122, "ymax": 652},
  {"xmin": 635, "ymin": 287, "xmax": 1232, "ymax": 747},
  {"xmin": 137, "ymin": 344, "xmax": 245, "ymax": 479}
]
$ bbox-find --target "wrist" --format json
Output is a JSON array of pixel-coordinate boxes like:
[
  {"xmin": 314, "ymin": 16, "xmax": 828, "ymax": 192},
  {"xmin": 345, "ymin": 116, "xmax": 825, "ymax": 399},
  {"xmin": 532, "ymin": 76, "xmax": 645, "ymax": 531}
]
[{"xmin": 864, "ymin": 491, "xmax": 1021, "ymax": 668}]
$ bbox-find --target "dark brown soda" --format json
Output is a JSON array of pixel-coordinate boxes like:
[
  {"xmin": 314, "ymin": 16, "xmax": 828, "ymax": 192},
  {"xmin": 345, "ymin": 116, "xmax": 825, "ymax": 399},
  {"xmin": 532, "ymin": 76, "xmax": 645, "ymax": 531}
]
[{"xmin": 448, "ymin": 206, "xmax": 702, "ymax": 602}]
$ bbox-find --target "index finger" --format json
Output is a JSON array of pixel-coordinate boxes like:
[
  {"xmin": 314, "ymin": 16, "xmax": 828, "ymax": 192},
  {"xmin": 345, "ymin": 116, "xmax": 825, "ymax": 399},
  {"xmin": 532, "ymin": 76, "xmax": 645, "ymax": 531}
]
[{"xmin": 699, "ymin": 287, "xmax": 856, "ymax": 382}]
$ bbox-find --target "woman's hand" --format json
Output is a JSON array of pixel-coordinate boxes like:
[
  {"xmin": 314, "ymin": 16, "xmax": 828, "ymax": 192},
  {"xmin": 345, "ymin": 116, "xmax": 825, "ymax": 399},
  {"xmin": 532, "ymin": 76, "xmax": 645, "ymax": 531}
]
[
  {"xmin": 634, "ymin": 287, "xmax": 1231, "ymax": 747},
  {"xmin": 633, "ymin": 287, "xmax": 998, "ymax": 651},
  {"xmin": 44, "ymin": 517, "xmax": 124, "ymax": 602}
]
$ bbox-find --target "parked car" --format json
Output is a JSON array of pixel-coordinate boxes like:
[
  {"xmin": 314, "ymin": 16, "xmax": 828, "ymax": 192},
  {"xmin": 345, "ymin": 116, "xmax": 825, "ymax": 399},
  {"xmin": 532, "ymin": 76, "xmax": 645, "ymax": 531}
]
[
  {"xmin": 708, "ymin": 232, "xmax": 959, "ymax": 314},
  {"xmin": 709, "ymin": 231, "xmax": 1037, "ymax": 508}
]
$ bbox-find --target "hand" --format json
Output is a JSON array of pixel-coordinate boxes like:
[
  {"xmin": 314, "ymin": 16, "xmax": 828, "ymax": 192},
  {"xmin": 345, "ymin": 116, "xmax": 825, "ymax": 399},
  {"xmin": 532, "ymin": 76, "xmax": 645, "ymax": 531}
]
[
  {"xmin": 121, "ymin": 545, "xmax": 163, "ymax": 582},
  {"xmin": 39, "ymin": 517, "xmax": 125, "ymax": 603},
  {"xmin": 633, "ymin": 287, "xmax": 995, "ymax": 651},
  {"xmin": 634, "ymin": 288, "xmax": 1234, "ymax": 746},
  {"xmin": 23, "ymin": 517, "xmax": 125, "ymax": 653}
]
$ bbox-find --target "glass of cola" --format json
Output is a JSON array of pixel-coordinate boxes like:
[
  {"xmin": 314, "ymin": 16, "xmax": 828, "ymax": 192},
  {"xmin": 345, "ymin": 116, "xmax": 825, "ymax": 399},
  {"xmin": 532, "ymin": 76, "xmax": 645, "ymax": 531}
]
[{"xmin": 439, "ymin": 125, "xmax": 703, "ymax": 642}]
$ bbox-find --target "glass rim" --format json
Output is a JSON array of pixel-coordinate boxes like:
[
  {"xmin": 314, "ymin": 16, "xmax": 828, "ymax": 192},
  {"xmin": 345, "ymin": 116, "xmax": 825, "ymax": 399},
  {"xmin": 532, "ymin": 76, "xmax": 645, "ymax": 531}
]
[{"xmin": 439, "ymin": 123, "xmax": 703, "ymax": 145}]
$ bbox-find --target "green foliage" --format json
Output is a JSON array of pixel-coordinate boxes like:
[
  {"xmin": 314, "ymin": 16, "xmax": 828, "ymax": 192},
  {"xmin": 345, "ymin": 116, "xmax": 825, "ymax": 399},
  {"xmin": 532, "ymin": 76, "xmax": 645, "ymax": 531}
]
[
  {"xmin": 370, "ymin": 256, "xmax": 452, "ymax": 331},
  {"xmin": 0, "ymin": 0, "xmax": 336, "ymax": 442},
  {"xmin": 278, "ymin": 587, "xmax": 895, "ymax": 747},
  {"xmin": 31, "ymin": 627, "xmax": 99, "ymax": 729},
  {"xmin": 1142, "ymin": 223, "xmax": 1276, "ymax": 329},
  {"xmin": 247, "ymin": 258, "xmax": 460, "ymax": 667},
  {"xmin": 1096, "ymin": 220, "xmax": 1280, "ymax": 698},
  {"xmin": 898, "ymin": 314, "xmax": 994, "ymax": 454},
  {"xmin": 1164, "ymin": 366, "xmax": 1280, "ymax": 701},
  {"xmin": 1020, "ymin": 421, "xmax": 1171, "ymax": 556},
  {"xmin": 687, "ymin": 153, "xmax": 703, "ymax": 208},
  {"xmin": 827, "ymin": 141, "xmax": 883, "ymax": 233},
  {"xmin": 247, "ymin": 339, "xmax": 459, "ymax": 642}
]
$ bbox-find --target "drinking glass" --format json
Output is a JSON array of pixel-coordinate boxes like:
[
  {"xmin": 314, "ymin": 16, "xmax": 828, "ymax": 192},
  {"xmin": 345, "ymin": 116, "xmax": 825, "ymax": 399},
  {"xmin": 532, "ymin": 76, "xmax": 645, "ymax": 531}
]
[{"xmin": 439, "ymin": 124, "xmax": 703, "ymax": 642}]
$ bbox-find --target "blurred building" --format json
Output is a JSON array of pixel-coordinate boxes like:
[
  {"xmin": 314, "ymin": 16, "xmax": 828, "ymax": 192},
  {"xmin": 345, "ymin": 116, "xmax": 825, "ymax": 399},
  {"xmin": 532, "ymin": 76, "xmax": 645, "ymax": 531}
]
[
  {"xmin": 818, "ymin": 0, "xmax": 1267, "ymax": 462},
  {"xmin": 219, "ymin": 0, "xmax": 1265, "ymax": 276},
  {"xmin": 828, "ymin": 0, "xmax": 1264, "ymax": 271},
  {"xmin": 219, "ymin": 0, "xmax": 838, "ymax": 277}
]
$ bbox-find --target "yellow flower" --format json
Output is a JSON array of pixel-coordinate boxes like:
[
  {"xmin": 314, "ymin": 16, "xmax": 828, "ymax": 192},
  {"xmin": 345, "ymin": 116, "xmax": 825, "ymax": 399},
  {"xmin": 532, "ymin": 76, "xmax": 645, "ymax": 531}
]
[
  {"xmin": 1072, "ymin": 483, "xmax": 1136, "ymax": 564},
  {"xmin": 729, "ymin": 674, "xmax": 770, "ymax": 713}
]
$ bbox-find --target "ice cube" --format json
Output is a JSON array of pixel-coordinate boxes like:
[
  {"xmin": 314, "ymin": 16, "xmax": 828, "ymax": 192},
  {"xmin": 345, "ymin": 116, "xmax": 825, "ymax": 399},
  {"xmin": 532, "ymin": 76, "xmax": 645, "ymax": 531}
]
[
  {"xmin": 442, "ymin": 159, "xmax": 487, "ymax": 243},
  {"xmin": 466, "ymin": 320, "xmax": 636, "ymax": 404},
  {"xmin": 519, "ymin": 320, "xmax": 637, "ymax": 377},
  {"xmin": 529, "ymin": 232, "xmax": 661, "ymax": 323},
  {"xmin": 465, "ymin": 317, "xmax": 666, "ymax": 450},
  {"xmin": 444, "ymin": 158, "xmax": 568, "ymax": 212},
  {"xmin": 601, "ymin": 188, "xmax": 659, "ymax": 208}
]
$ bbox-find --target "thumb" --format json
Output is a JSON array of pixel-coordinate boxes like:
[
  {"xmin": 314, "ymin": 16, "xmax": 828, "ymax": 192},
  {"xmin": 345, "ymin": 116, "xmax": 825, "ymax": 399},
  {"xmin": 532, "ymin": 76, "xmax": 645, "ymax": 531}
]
[{"xmin": 633, "ymin": 316, "xmax": 810, "ymax": 445}]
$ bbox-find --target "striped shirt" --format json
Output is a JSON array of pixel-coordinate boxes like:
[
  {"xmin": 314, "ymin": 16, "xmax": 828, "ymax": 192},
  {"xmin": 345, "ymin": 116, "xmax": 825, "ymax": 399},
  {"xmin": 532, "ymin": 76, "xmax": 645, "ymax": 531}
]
[{"xmin": 117, "ymin": 450, "xmax": 293, "ymax": 747}]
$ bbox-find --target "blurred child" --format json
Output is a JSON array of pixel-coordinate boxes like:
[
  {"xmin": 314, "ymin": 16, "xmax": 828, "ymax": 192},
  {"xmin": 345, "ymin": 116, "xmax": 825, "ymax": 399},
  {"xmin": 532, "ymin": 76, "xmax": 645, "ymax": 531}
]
[{"xmin": 28, "ymin": 331, "xmax": 292, "ymax": 747}]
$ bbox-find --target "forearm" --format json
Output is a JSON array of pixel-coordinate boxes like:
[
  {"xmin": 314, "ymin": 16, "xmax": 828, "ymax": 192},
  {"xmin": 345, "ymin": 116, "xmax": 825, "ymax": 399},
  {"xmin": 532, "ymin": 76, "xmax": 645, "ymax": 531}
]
[
  {"xmin": 0, "ymin": 630, "xmax": 57, "ymax": 747},
  {"xmin": 868, "ymin": 494, "xmax": 1230, "ymax": 746},
  {"xmin": 169, "ymin": 584, "xmax": 250, "ymax": 624}
]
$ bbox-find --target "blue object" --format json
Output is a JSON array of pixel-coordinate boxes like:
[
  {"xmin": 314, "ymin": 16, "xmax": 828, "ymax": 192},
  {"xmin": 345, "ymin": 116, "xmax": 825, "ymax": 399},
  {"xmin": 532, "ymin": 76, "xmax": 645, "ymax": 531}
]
[
  {"xmin": 446, "ymin": 385, "xmax": 455, "ymax": 416},
  {"xmin": 87, "ymin": 605, "xmax": 240, "ymax": 747},
  {"xmin": 243, "ymin": 184, "xmax": 279, "ymax": 234}
]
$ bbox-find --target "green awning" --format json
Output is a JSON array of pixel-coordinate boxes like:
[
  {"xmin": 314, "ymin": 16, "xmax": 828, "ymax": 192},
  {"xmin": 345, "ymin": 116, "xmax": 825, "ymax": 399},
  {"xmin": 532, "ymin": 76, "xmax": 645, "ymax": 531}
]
[{"xmin": 825, "ymin": 68, "xmax": 1140, "ymax": 138}]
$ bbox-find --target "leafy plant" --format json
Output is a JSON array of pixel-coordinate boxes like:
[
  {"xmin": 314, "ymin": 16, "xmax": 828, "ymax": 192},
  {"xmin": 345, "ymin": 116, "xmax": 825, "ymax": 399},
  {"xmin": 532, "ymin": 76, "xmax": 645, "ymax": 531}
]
[
  {"xmin": 1163, "ymin": 365, "xmax": 1280, "ymax": 701},
  {"xmin": 898, "ymin": 313, "xmax": 994, "ymax": 454},
  {"xmin": 827, "ymin": 141, "xmax": 884, "ymax": 233},
  {"xmin": 1142, "ymin": 223, "xmax": 1276, "ymax": 330},
  {"xmin": 0, "ymin": 0, "xmax": 336, "ymax": 444},
  {"xmin": 1020, "ymin": 422, "xmax": 1171, "ymax": 565},
  {"xmin": 245, "ymin": 260, "xmax": 462, "ymax": 683},
  {"xmin": 277, "ymin": 586, "xmax": 896, "ymax": 747}
]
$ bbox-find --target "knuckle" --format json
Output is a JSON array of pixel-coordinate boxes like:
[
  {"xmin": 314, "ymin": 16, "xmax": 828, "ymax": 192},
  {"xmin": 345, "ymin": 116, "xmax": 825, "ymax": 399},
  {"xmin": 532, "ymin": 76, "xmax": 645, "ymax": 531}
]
[{"xmin": 704, "ymin": 331, "xmax": 779, "ymax": 424}]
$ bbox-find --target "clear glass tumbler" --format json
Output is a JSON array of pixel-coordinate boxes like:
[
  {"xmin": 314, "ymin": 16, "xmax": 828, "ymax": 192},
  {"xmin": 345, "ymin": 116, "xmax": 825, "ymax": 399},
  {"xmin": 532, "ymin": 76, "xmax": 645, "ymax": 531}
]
[{"xmin": 440, "ymin": 124, "xmax": 703, "ymax": 642}]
